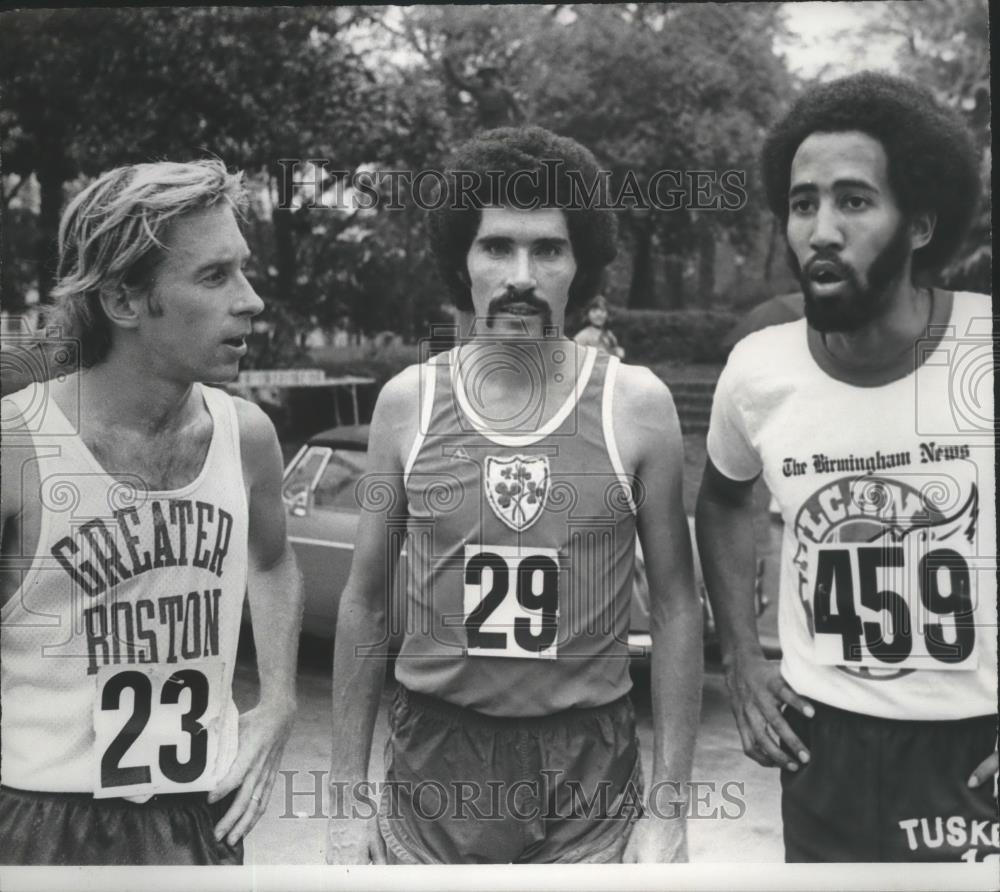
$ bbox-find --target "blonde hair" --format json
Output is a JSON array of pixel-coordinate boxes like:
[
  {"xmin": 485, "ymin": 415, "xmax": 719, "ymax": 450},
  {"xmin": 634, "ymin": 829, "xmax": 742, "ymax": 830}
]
[{"xmin": 48, "ymin": 159, "xmax": 247, "ymax": 366}]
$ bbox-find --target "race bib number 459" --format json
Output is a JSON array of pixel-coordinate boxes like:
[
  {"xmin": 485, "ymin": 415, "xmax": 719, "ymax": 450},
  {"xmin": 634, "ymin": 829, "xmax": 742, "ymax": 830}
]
[
  {"xmin": 809, "ymin": 542, "xmax": 977, "ymax": 671},
  {"xmin": 93, "ymin": 661, "xmax": 225, "ymax": 799},
  {"xmin": 464, "ymin": 544, "xmax": 560, "ymax": 659}
]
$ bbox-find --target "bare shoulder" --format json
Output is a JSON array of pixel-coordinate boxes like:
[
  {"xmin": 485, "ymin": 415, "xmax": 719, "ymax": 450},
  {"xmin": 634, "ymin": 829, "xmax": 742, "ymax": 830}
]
[
  {"xmin": 231, "ymin": 393, "xmax": 282, "ymax": 485},
  {"xmin": 1, "ymin": 388, "xmax": 41, "ymax": 458},
  {"xmin": 613, "ymin": 363, "xmax": 679, "ymax": 427},
  {"xmin": 0, "ymin": 398, "xmax": 34, "ymax": 522},
  {"xmin": 611, "ymin": 363, "xmax": 682, "ymax": 475},
  {"xmin": 1, "ymin": 395, "xmax": 43, "ymax": 552},
  {"xmin": 0, "ymin": 390, "xmax": 33, "ymax": 437},
  {"xmin": 232, "ymin": 392, "xmax": 278, "ymax": 446},
  {"xmin": 369, "ymin": 362, "xmax": 427, "ymax": 467},
  {"xmin": 375, "ymin": 363, "xmax": 424, "ymax": 416}
]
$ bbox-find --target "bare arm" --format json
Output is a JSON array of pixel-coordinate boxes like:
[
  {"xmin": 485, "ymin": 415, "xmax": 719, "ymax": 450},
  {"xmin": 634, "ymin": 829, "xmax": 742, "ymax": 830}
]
[
  {"xmin": 619, "ymin": 369, "xmax": 702, "ymax": 862},
  {"xmin": 695, "ymin": 458, "xmax": 761, "ymax": 661},
  {"xmin": 0, "ymin": 405, "xmax": 38, "ymax": 612},
  {"xmin": 695, "ymin": 458, "xmax": 812, "ymax": 771},
  {"xmin": 210, "ymin": 398, "xmax": 303, "ymax": 843},
  {"xmin": 326, "ymin": 368, "xmax": 416, "ymax": 864}
]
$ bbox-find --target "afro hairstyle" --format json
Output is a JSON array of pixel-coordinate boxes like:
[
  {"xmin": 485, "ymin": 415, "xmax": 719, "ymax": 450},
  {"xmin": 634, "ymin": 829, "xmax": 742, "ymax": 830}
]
[
  {"xmin": 427, "ymin": 126, "xmax": 618, "ymax": 312},
  {"xmin": 761, "ymin": 71, "xmax": 981, "ymax": 275}
]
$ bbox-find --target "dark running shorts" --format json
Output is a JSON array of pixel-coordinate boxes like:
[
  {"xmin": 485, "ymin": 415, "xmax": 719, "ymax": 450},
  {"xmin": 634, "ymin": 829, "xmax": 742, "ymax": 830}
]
[
  {"xmin": 378, "ymin": 685, "xmax": 644, "ymax": 864},
  {"xmin": 0, "ymin": 785, "xmax": 244, "ymax": 865},
  {"xmin": 780, "ymin": 700, "xmax": 999, "ymax": 862}
]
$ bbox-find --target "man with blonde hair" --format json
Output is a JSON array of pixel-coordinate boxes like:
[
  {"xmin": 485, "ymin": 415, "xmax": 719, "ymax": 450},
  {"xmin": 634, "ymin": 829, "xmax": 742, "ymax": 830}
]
[{"xmin": 1, "ymin": 160, "xmax": 303, "ymax": 865}]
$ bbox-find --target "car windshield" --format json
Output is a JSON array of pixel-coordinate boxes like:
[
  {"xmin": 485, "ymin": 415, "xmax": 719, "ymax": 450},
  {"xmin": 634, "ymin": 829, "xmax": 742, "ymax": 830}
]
[
  {"xmin": 313, "ymin": 449, "xmax": 367, "ymax": 510},
  {"xmin": 282, "ymin": 447, "xmax": 326, "ymax": 507}
]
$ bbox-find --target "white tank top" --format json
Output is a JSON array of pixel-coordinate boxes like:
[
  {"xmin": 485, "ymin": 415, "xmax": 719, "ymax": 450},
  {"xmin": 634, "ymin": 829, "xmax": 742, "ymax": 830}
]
[{"xmin": 1, "ymin": 383, "xmax": 246, "ymax": 797}]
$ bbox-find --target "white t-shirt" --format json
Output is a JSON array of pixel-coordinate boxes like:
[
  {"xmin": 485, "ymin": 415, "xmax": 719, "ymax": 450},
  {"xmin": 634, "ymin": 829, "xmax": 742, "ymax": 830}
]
[{"xmin": 707, "ymin": 291, "xmax": 997, "ymax": 720}]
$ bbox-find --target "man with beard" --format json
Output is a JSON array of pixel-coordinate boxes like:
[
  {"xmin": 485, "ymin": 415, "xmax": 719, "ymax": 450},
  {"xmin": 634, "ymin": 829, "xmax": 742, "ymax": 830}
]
[
  {"xmin": 326, "ymin": 127, "xmax": 702, "ymax": 864},
  {"xmin": 696, "ymin": 72, "xmax": 998, "ymax": 862}
]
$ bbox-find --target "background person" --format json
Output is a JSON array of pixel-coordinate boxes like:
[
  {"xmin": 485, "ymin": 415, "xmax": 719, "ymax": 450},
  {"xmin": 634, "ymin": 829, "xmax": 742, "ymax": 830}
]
[{"xmin": 574, "ymin": 294, "xmax": 626, "ymax": 359}]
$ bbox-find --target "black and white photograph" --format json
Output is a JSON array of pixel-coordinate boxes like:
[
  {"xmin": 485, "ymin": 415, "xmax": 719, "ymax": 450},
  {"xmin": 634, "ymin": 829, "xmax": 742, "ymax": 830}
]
[{"xmin": 0, "ymin": 3, "xmax": 995, "ymax": 890}]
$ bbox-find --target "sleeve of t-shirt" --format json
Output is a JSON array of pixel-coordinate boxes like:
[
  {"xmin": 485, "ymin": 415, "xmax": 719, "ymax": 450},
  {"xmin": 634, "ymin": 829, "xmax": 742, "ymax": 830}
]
[{"xmin": 706, "ymin": 353, "xmax": 763, "ymax": 482}]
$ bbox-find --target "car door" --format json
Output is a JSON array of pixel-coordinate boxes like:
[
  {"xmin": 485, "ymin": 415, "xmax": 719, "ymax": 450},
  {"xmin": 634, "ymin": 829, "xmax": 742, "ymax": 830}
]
[{"xmin": 282, "ymin": 445, "xmax": 364, "ymax": 639}]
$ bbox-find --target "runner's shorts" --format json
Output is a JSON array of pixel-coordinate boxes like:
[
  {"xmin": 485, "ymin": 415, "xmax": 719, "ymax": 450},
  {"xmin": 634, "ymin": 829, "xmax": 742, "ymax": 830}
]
[
  {"xmin": 781, "ymin": 700, "xmax": 999, "ymax": 862},
  {"xmin": 378, "ymin": 685, "xmax": 644, "ymax": 864},
  {"xmin": 0, "ymin": 786, "xmax": 243, "ymax": 865}
]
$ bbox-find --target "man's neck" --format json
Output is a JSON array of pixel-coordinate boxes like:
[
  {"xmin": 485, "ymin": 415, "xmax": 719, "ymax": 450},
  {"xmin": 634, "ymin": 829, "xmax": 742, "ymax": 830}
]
[
  {"xmin": 78, "ymin": 353, "xmax": 198, "ymax": 435},
  {"xmin": 464, "ymin": 333, "xmax": 574, "ymax": 376},
  {"xmin": 820, "ymin": 282, "xmax": 933, "ymax": 370},
  {"xmin": 457, "ymin": 334, "xmax": 582, "ymax": 431}
]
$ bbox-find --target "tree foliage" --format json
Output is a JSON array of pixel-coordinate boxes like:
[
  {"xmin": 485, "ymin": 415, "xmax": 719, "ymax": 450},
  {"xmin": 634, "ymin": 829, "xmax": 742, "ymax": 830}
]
[
  {"xmin": 807, "ymin": 0, "xmax": 991, "ymax": 293},
  {"xmin": 1, "ymin": 7, "xmax": 427, "ymax": 333},
  {"xmin": 874, "ymin": 0, "xmax": 990, "ymax": 293},
  {"xmin": 2, "ymin": 2, "xmax": 988, "ymax": 338},
  {"xmin": 525, "ymin": 4, "xmax": 793, "ymax": 306},
  {"xmin": 388, "ymin": 3, "xmax": 794, "ymax": 308}
]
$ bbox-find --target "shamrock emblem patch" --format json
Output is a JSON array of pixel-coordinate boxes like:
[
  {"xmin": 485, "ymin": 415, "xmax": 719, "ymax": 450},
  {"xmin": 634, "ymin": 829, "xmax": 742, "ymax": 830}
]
[{"xmin": 484, "ymin": 455, "xmax": 550, "ymax": 531}]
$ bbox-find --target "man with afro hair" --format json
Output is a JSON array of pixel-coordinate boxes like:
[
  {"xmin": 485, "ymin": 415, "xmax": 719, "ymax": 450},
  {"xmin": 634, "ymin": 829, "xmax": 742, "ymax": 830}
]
[
  {"xmin": 697, "ymin": 72, "xmax": 997, "ymax": 861},
  {"xmin": 327, "ymin": 126, "xmax": 702, "ymax": 864}
]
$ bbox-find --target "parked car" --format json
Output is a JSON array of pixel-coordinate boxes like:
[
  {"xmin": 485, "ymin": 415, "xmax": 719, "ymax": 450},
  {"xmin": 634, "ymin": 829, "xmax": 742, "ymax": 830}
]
[{"xmin": 281, "ymin": 426, "xmax": 769, "ymax": 659}]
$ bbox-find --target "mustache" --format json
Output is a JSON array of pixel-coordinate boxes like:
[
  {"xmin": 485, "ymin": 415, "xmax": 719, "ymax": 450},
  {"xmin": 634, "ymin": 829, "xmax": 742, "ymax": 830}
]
[
  {"xmin": 487, "ymin": 287, "xmax": 549, "ymax": 316},
  {"xmin": 802, "ymin": 250, "xmax": 854, "ymax": 279}
]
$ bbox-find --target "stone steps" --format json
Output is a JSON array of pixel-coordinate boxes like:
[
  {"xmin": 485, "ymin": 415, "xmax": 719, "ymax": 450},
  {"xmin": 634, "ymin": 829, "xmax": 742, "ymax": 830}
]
[{"xmin": 663, "ymin": 379, "xmax": 716, "ymax": 434}]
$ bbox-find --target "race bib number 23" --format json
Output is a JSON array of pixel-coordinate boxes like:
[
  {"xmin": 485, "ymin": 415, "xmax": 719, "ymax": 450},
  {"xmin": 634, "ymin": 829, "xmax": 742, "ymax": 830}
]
[
  {"xmin": 93, "ymin": 660, "xmax": 225, "ymax": 799},
  {"xmin": 464, "ymin": 544, "xmax": 559, "ymax": 659}
]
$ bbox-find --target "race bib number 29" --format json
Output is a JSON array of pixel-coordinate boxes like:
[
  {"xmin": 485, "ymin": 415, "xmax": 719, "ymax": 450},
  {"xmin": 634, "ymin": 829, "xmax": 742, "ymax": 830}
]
[
  {"xmin": 93, "ymin": 661, "xmax": 225, "ymax": 799},
  {"xmin": 810, "ymin": 542, "xmax": 977, "ymax": 671},
  {"xmin": 464, "ymin": 544, "xmax": 559, "ymax": 659}
]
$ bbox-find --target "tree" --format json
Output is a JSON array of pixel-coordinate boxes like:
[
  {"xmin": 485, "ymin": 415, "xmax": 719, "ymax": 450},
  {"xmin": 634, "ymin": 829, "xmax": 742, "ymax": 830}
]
[
  {"xmin": 386, "ymin": 4, "xmax": 792, "ymax": 309},
  {"xmin": 1, "ymin": 8, "xmax": 396, "ymax": 314},
  {"xmin": 525, "ymin": 4, "xmax": 792, "ymax": 307},
  {"xmin": 805, "ymin": 0, "xmax": 990, "ymax": 293},
  {"xmin": 872, "ymin": 0, "xmax": 990, "ymax": 293}
]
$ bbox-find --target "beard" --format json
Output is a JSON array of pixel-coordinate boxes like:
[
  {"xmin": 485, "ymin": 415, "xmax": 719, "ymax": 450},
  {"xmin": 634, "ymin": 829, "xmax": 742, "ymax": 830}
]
[
  {"xmin": 787, "ymin": 221, "xmax": 912, "ymax": 334},
  {"xmin": 485, "ymin": 286, "xmax": 553, "ymax": 331}
]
